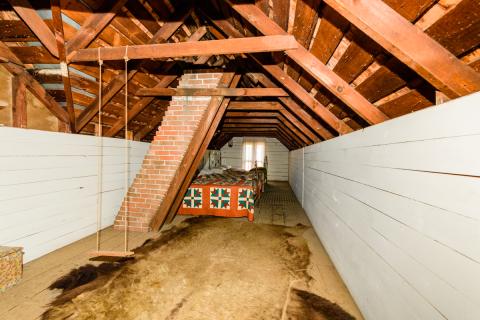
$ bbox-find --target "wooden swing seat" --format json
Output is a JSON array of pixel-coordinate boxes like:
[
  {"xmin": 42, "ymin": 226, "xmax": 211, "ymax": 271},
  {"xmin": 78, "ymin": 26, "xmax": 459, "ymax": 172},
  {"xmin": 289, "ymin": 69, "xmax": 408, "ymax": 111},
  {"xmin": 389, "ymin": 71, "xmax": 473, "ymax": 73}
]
[
  {"xmin": 90, "ymin": 49, "xmax": 134, "ymax": 262},
  {"xmin": 88, "ymin": 250, "xmax": 135, "ymax": 259}
]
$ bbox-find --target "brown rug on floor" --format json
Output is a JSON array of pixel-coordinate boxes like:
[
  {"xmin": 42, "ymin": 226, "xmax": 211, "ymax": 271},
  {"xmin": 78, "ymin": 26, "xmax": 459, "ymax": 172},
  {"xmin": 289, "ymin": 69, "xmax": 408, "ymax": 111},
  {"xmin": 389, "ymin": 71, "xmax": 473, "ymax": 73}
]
[{"xmin": 43, "ymin": 217, "xmax": 355, "ymax": 320}]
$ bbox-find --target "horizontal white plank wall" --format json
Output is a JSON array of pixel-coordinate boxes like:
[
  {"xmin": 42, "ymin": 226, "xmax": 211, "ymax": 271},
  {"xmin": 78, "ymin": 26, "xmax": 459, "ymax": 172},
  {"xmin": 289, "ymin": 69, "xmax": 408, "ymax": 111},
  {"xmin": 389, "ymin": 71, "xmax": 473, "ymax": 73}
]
[
  {"xmin": 220, "ymin": 137, "xmax": 243, "ymax": 169},
  {"xmin": 221, "ymin": 137, "xmax": 289, "ymax": 181},
  {"xmin": 0, "ymin": 127, "xmax": 150, "ymax": 263},
  {"xmin": 288, "ymin": 92, "xmax": 480, "ymax": 320},
  {"xmin": 288, "ymin": 148, "xmax": 303, "ymax": 206}
]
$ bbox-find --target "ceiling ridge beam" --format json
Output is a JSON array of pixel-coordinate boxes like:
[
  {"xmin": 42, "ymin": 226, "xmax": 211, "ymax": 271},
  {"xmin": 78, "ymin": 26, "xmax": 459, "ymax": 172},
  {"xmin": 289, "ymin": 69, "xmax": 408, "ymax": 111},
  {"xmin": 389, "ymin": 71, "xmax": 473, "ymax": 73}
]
[
  {"xmin": 136, "ymin": 87, "xmax": 289, "ymax": 97},
  {"xmin": 70, "ymin": 35, "xmax": 298, "ymax": 62}
]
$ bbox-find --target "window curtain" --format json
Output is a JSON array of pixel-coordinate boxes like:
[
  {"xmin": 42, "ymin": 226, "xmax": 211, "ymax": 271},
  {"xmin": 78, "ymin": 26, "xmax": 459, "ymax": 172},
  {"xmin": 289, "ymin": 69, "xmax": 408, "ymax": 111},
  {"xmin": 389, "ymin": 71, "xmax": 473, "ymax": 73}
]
[{"xmin": 242, "ymin": 138, "xmax": 265, "ymax": 170}]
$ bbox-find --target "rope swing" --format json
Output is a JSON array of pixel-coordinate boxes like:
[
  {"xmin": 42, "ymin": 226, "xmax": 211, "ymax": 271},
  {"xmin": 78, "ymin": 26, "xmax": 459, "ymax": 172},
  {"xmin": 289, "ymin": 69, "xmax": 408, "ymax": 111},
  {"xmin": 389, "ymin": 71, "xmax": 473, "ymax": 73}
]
[{"xmin": 90, "ymin": 46, "xmax": 134, "ymax": 260}]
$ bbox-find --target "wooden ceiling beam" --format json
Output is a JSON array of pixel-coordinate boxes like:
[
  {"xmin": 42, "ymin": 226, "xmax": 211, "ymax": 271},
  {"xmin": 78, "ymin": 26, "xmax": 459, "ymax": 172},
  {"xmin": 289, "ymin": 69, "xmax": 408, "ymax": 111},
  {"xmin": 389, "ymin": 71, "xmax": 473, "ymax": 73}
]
[
  {"xmin": 211, "ymin": 133, "xmax": 232, "ymax": 150},
  {"xmin": 115, "ymin": 25, "xmax": 211, "ymax": 138},
  {"xmin": 227, "ymin": 101, "xmax": 283, "ymax": 110},
  {"xmin": 224, "ymin": 113, "xmax": 311, "ymax": 145},
  {"xmin": 222, "ymin": 122, "xmax": 304, "ymax": 146},
  {"xmin": 278, "ymin": 106, "xmax": 320, "ymax": 144},
  {"xmin": 247, "ymin": 72, "xmax": 332, "ymax": 140},
  {"xmin": 75, "ymin": 18, "xmax": 186, "ymax": 132},
  {"xmin": 222, "ymin": 127, "xmax": 279, "ymax": 132},
  {"xmin": 7, "ymin": 0, "xmax": 59, "ymax": 57},
  {"xmin": 3, "ymin": 62, "xmax": 70, "ymax": 124},
  {"xmin": 104, "ymin": 68, "xmax": 177, "ymax": 137},
  {"xmin": 224, "ymin": 118, "xmax": 280, "ymax": 124},
  {"xmin": 225, "ymin": 111, "xmax": 279, "ymax": 117},
  {"xmin": 323, "ymin": 0, "xmax": 480, "ymax": 98},
  {"xmin": 136, "ymin": 87, "xmax": 288, "ymax": 97},
  {"xmin": 249, "ymin": 64, "xmax": 352, "ymax": 136},
  {"xmin": 0, "ymin": 42, "xmax": 69, "ymax": 124},
  {"xmin": 70, "ymin": 35, "xmax": 298, "ymax": 62},
  {"xmin": 226, "ymin": 101, "xmax": 320, "ymax": 143},
  {"xmin": 65, "ymin": 0, "xmax": 128, "ymax": 61},
  {"xmin": 224, "ymin": 2, "xmax": 389, "ymax": 125},
  {"xmin": 202, "ymin": 15, "xmax": 335, "ymax": 139},
  {"xmin": 51, "ymin": 0, "xmax": 75, "ymax": 131}
]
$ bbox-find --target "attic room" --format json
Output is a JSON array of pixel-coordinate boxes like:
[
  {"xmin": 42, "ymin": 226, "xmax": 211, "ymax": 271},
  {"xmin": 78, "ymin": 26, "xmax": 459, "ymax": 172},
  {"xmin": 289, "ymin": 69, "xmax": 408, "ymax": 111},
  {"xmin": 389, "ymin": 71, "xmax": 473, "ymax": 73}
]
[{"xmin": 0, "ymin": 0, "xmax": 479, "ymax": 319}]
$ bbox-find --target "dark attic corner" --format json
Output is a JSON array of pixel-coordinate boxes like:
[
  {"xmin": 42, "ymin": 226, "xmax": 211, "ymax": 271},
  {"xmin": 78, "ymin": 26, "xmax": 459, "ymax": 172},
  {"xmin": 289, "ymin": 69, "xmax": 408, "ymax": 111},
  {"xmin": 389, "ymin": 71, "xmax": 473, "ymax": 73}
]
[{"xmin": 0, "ymin": 0, "xmax": 479, "ymax": 319}]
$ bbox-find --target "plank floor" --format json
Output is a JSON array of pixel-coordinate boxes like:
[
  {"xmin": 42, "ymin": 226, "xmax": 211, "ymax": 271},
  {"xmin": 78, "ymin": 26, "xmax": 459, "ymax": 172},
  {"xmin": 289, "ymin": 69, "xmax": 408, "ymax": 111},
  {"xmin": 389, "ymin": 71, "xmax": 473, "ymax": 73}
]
[{"xmin": 0, "ymin": 181, "xmax": 363, "ymax": 320}]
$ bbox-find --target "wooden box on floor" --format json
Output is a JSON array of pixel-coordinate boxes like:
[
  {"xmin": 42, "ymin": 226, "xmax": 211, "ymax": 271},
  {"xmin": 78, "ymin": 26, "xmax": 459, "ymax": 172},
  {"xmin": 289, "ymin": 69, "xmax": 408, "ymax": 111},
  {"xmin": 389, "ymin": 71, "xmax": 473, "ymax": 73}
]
[{"xmin": 0, "ymin": 246, "xmax": 23, "ymax": 291}]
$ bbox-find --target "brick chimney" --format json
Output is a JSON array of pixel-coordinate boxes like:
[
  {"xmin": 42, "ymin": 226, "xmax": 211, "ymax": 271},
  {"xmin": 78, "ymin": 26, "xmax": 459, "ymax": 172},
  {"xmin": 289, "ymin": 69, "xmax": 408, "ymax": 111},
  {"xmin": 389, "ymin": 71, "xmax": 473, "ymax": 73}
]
[{"xmin": 114, "ymin": 70, "xmax": 223, "ymax": 232}]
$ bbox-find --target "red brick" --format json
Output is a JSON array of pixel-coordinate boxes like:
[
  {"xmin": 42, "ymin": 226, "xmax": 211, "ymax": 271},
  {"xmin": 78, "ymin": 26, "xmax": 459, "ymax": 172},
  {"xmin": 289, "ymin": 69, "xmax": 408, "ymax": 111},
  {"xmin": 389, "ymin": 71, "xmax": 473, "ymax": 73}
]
[{"xmin": 114, "ymin": 71, "xmax": 222, "ymax": 232}]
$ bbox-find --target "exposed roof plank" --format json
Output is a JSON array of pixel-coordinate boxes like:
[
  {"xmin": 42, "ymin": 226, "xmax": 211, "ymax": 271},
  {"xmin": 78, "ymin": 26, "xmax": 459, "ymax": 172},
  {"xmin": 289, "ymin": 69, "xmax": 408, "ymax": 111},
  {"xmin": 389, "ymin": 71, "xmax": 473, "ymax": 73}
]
[
  {"xmin": 226, "ymin": 2, "xmax": 389, "ymax": 125},
  {"xmin": 250, "ymin": 63, "xmax": 351, "ymax": 135},
  {"xmin": 75, "ymin": 17, "xmax": 186, "ymax": 132},
  {"xmin": 7, "ymin": 0, "xmax": 59, "ymax": 57},
  {"xmin": 0, "ymin": 20, "xmax": 36, "ymax": 41},
  {"xmin": 323, "ymin": 0, "xmax": 480, "ymax": 98},
  {"xmin": 65, "ymin": 0, "xmax": 128, "ymax": 61},
  {"xmin": 377, "ymin": 90, "xmax": 432, "ymax": 118},
  {"xmin": 134, "ymin": 109, "xmax": 166, "ymax": 140},
  {"xmin": 286, "ymin": 0, "xmax": 321, "ymax": 81},
  {"xmin": 8, "ymin": 46, "xmax": 59, "ymax": 64},
  {"xmin": 104, "ymin": 75, "xmax": 176, "ymax": 137},
  {"xmin": 425, "ymin": 0, "xmax": 480, "ymax": 57},
  {"xmin": 203, "ymin": 15, "xmax": 339, "ymax": 138}
]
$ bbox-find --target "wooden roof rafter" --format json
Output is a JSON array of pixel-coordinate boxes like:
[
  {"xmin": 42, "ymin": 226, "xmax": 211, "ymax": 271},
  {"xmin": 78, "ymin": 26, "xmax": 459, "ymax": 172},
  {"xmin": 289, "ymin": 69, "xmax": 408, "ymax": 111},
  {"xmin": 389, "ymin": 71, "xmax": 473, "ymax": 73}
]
[
  {"xmin": 74, "ymin": 12, "xmax": 190, "ymax": 132},
  {"xmin": 323, "ymin": 0, "xmax": 480, "ymax": 98},
  {"xmin": 200, "ymin": 11, "xmax": 345, "ymax": 138},
  {"xmin": 223, "ymin": 1, "xmax": 390, "ymax": 125},
  {"xmin": 6, "ymin": 0, "xmax": 59, "ymax": 57},
  {"xmin": 50, "ymin": 0, "xmax": 76, "ymax": 131}
]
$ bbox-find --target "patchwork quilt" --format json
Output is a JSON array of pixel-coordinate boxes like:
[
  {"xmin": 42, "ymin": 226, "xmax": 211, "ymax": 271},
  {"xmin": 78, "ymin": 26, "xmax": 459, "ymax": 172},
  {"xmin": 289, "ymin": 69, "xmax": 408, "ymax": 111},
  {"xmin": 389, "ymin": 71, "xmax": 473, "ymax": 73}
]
[{"xmin": 178, "ymin": 174, "xmax": 256, "ymax": 221}]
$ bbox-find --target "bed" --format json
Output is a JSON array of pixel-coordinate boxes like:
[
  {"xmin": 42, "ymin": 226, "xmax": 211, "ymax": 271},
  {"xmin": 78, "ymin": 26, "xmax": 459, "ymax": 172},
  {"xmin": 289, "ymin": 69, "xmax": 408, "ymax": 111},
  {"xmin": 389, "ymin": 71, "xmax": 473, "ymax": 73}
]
[{"xmin": 177, "ymin": 168, "xmax": 265, "ymax": 221}]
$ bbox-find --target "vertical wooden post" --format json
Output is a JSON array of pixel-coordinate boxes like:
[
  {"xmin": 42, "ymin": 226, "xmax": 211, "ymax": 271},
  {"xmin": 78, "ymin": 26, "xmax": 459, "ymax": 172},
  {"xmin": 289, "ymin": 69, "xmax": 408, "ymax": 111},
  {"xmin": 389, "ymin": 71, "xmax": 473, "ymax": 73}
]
[
  {"xmin": 126, "ymin": 130, "xmax": 133, "ymax": 140},
  {"xmin": 12, "ymin": 75, "xmax": 27, "ymax": 128}
]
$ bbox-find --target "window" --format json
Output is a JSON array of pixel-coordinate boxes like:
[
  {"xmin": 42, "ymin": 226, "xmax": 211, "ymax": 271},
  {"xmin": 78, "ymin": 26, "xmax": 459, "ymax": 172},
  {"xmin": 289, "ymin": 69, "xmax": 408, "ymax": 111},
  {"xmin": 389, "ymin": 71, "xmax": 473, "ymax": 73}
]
[{"xmin": 242, "ymin": 138, "xmax": 265, "ymax": 170}]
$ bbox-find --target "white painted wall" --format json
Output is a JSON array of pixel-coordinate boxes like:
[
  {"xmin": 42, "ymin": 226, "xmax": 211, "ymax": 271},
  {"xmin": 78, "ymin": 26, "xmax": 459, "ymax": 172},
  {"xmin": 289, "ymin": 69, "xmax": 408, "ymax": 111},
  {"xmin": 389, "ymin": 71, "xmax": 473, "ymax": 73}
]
[
  {"xmin": 221, "ymin": 137, "xmax": 289, "ymax": 181},
  {"xmin": 288, "ymin": 148, "xmax": 303, "ymax": 206},
  {"xmin": 220, "ymin": 137, "xmax": 243, "ymax": 169},
  {"xmin": 0, "ymin": 127, "xmax": 149, "ymax": 263},
  {"xmin": 288, "ymin": 92, "xmax": 480, "ymax": 320}
]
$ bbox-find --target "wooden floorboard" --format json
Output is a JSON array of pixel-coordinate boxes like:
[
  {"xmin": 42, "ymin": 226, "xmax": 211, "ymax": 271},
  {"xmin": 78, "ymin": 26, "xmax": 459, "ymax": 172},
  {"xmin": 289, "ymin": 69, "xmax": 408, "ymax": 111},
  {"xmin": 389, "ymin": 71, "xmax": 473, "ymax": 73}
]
[{"xmin": 0, "ymin": 181, "xmax": 363, "ymax": 320}]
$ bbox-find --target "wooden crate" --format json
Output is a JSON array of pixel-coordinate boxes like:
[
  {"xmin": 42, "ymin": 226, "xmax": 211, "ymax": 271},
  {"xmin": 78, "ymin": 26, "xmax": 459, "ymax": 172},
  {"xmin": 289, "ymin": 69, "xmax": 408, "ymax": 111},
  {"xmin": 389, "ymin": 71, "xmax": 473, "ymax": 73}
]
[{"xmin": 0, "ymin": 246, "xmax": 23, "ymax": 291}]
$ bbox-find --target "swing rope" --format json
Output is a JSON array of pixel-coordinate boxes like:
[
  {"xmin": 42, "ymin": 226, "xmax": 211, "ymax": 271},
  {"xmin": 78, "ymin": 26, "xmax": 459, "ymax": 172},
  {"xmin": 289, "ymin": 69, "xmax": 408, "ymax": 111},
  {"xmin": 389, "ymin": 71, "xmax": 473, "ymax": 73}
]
[
  {"xmin": 90, "ymin": 46, "xmax": 134, "ymax": 259},
  {"xmin": 95, "ymin": 47, "xmax": 103, "ymax": 252},
  {"xmin": 124, "ymin": 45, "xmax": 129, "ymax": 253}
]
